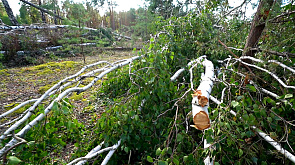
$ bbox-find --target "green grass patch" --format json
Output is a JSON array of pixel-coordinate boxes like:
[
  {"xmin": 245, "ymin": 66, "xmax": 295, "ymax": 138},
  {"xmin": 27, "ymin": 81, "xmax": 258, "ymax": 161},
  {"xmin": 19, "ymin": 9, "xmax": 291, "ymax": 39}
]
[
  {"xmin": 21, "ymin": 61, "xmax": 79, "ymax": 73},
  {"xmin": 0, "ymin": 69, "xmax": 10, "ymax": 76},
  {"xmin": 3, "ymin": 102, "xmax": 30, "ymax": 117}
]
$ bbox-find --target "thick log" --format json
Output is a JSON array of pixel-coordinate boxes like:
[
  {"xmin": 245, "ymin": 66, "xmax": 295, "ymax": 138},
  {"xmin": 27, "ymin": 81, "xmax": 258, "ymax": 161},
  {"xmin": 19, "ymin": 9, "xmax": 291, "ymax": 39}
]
[{"xmin": 0, "ymin": 24, "xmax": 132, "ymax": 40}]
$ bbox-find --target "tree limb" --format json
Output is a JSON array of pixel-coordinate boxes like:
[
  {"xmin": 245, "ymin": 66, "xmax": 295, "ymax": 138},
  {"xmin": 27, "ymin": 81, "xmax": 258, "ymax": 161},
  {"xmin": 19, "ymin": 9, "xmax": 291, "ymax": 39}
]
[
  {"xmin": 2, "ymin": 133, "xmax": 27, "ymax": 164},
  {"xmin": 19, "ymin": 0, "xmax": 65, "ymax": 20}
]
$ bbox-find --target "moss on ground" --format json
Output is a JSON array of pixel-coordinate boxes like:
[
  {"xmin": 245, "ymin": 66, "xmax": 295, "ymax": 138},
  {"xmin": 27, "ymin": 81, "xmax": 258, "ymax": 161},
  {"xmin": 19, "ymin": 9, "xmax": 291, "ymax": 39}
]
[
  {"xmin": 0, "ymin": 69, "xmax": 10, "ymax": 76},
  {"xmin": 20, "ymin": 61, "xmax": 79, "ymax": 73},
  {"xmin": 3, "ymin": 102, "xmax": 30, "ymax": 116}
]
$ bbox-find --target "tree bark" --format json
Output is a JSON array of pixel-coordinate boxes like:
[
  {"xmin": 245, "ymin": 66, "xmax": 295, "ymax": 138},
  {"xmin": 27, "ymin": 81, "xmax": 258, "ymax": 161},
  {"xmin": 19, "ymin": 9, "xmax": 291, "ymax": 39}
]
[
  {"xmin": 110, "ymin": 7, "xmax": 115, "ymax": 30},
  {"xmin": 243, "ymin": 0, "xmax": 274, "ymax": 57},
  {"xmin": 19, "ymin": 0, "xmax": 65, "ymax": 20},
  {"xmin": 39, "ymin": 0, "xmax": 46, "ymax": 23},
  {"xmin": 1, "ymin": 0, "xmax": 19, "ymax": 25}
]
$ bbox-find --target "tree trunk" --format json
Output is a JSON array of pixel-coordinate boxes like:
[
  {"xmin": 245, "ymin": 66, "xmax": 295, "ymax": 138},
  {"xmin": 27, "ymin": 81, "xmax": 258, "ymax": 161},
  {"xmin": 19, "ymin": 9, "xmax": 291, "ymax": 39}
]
[
  {"xmin": 39, "ymin": 0, "xmax": 46, "ymax": 23},
  {"xmin": 243, "ymin": 0, "xmax": 274, "ymax": 57},
  {"xmin": 1, "ymin": 0, "xmax": 19, "ymax": 25},
  {"xmin": 54, "ymin": 10, "xmax": 58, "ymax": 24},
  {"xmin": 19, "ymin": 0, "xmax": 65, "ymax": 20},
  {"xmin": 110, "ymin": 7, "xmax": 115, "ymax": 30}
]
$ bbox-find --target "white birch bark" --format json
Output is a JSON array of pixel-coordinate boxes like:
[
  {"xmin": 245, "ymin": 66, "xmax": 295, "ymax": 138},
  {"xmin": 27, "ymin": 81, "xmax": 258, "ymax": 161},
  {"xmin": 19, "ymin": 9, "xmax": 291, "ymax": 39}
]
[
  {"xmin": 170, "ymin": 55, "xmax": 206, "ymax": 81},
  {"xmin": 191, "ymin": 58, "xmax": 215, "ymax": 165},
  {"xmin": 170, "ymin": 56, "xmax": 215, "ymax": 164},
  {"xmin": 67, "ymin": 140, "xmax": 121, "ymax": 165},
  {"xmin": 191, "ymin": 58, "xmax": 214, "ymax": 131}
]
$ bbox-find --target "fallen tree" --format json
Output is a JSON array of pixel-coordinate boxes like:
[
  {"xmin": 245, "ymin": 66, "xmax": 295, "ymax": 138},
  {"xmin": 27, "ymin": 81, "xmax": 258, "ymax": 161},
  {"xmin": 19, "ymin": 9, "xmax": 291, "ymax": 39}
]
[
  {"xmin": 0, "ymin": 24, "xmax": 132, "ymax": 41},
  {"xmin": 1, "ymin": 0, "xmax": 295, "ymax": 164},
  {"xmin": 0, "ymin": 56, "xmax": 141, "ymax": 155}
]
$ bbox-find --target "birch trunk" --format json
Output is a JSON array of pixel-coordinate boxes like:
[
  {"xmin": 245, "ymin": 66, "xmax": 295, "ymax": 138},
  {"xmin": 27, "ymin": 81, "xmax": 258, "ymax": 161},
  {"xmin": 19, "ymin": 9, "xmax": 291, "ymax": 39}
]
[
  {"xmin": 190, "ymin": 58, "xmax": 215, "ymax": 165},
  {"xmin": 191, "ymin": 59, "xmax": 214, "ymax": 131}
]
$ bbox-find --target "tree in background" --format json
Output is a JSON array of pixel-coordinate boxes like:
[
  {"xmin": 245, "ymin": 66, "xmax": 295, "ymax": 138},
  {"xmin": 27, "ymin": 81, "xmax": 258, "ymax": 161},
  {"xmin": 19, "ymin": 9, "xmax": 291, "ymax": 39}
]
[
  {"xmin": 132, "ymin": 7, "xmax": 156, "ymax": 40},
  {"xmin": 85, "ymin": 1, "xmax": 101, "ymax": 28},
  {"xmin": 147, "ymin": 0, "xmax": 186, "ymax": 19},
  {"xmin": 39, "ymin": 0, "xmax": 46, "ymax": 23},
  {"xmin": 19, "ymin": 3, "xmax": 32, "ymax": 24}
]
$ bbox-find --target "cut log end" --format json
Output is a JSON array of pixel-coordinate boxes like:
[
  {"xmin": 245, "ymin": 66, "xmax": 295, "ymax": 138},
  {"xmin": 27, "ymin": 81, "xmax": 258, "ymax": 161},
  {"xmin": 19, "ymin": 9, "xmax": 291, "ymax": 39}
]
[{"xmin": 191, "ymin": 111, "xmax": 210, "ymax": 130}]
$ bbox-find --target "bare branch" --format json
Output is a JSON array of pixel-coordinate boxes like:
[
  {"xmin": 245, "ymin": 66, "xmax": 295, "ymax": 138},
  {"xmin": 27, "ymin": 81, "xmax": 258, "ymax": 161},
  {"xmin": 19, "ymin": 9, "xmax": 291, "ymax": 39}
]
[
  {"xmin": 0, "ymin": 61, "xmax": 111, "ymax": 141},
  {"xmin": 259, "ymin": 10, "xmax": 295, "ymax": 26},
  {"xmin": 68, "ymin": 140, "xmax": 121, "ymax": 165},
  {"xmin": 0, "ymin": 99, "xmax": 37, "ymax": 119},
  {"xmin": 171, "ymin": 55, "xmax": 206, "ymax": 81},
  {"xmin": 250, "ymin": 48, "xmax": 295, "ymax": 58},
  {"xmin": 235, "ymin": 58, "xmax": 295, "ymax": 89},
  {"xmin": 215, "ymin": 0, "xmax": 247, "ymax": 25}
]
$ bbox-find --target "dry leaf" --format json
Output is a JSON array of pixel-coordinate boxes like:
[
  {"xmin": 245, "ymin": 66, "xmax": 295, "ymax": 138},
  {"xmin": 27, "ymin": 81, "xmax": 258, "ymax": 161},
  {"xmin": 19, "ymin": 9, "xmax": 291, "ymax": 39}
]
[
  {"xmin": 192, "ymin": 90, "xmax": 202, "ymax": 97},
  {"xmin": 244, "ymin": 138, "xmax": 252, "ymax": 144}
]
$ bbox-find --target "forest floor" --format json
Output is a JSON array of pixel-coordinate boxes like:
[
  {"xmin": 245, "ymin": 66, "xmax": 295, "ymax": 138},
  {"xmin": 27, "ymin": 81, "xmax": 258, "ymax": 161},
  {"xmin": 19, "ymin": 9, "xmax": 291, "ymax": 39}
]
[
  {"xmin": 0, "ymin": 50, "xmax": 136, "ymax": 115},
  {"xmin": 0, "ymin": 50, "xmax": 138, "ymax": 163}
]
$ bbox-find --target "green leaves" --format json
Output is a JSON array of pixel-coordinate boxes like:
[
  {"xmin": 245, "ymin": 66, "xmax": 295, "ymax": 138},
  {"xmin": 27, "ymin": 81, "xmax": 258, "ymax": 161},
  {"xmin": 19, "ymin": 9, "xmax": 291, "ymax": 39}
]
[
  {"xmin": 231, "ymin": 101, "xmax": 239, "ymax": 108},
  {"xmin": 158, "ymin": 161, "xmax": 168, "ymax": 165},
  {"xmin": 247, "ymin": 84, "xmax": 256, "ymax": 92},
  {"xmin": 8, "ymin": 156, "xmax": 22, "ymax": 165},
  {"xmin": 285, "ymin": 94, "xmax": 293, "ymax": 99},
  {"xmin": 263, "ymin": 97, "xmax": 275, "ymax": 106},
  {"xmin": 176, "ymin": 133, "xmax": 183, "ymax": 142},
  {"xmin": 238, "ymin": 149, "xmax": 243, "ymax": 157},
  {"xmin": 147, "ymin": 156, "xmax": 153, "ymax": 162},
  {"xmin": 156, "ymin": 148, "xmax": 162, "ymax": 156}
]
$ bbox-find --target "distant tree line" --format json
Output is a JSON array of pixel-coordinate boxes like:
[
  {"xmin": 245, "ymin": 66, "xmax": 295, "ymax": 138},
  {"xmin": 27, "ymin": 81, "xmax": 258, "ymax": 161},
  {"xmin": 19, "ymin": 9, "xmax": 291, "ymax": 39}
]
[{"xmin": 0, "ymin": 0, "xmax": 196, "ymax": 40}]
